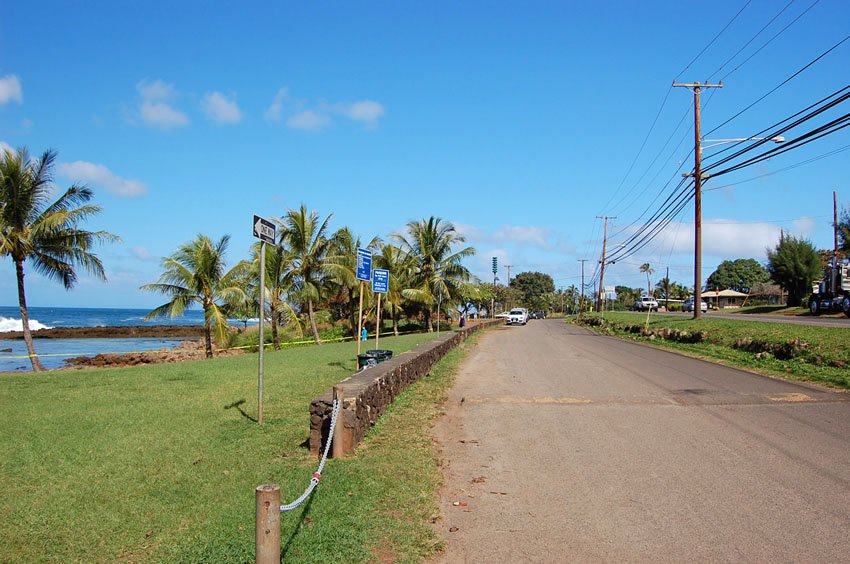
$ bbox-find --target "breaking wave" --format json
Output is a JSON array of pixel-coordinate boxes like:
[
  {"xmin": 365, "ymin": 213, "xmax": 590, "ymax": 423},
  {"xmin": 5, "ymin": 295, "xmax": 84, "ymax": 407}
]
[{"xmin": 0, "ymin": 316, "xmax": 53, "ymax": 333}]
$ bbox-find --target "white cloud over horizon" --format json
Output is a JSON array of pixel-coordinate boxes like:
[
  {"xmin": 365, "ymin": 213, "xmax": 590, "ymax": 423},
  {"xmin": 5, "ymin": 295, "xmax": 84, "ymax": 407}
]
[
  {"xmin": 201, "ymin": 91, "xmax": 243, "ymax": 124},
  {"xmin": 0, "ymin": 75, "xmax": 23, "ymax": 105},
  {"xmin": 135, "ymin": 79, "xmax": 188, "ymax": 129},
  {"xmin": 632, "ymin": 218, "xmax": 818, "ymax": 260},
  {"xmin": 57, "ymin": 161, "xmax": 148, "ymax": 197}
]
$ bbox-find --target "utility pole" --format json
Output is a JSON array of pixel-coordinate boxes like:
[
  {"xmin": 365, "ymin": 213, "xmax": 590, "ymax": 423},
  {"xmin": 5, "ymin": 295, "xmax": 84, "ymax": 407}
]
[
  {"xmin": 674, "ymin": 80, "xmax": 722, "ymax": 320},
  {"xmin": 506, "ymin": 265, "xmax": 512, "ymax": 285},
  {"xmin": 665, "ymin": 265, "xmax": 670, "ymax": 312},
  {"xmin": 595, "ymin": 216, "xmax": 616, "ymax": 312},
  {"xmin": 578, "ymin": 259, "xmax": 587, "ymax": 315}
]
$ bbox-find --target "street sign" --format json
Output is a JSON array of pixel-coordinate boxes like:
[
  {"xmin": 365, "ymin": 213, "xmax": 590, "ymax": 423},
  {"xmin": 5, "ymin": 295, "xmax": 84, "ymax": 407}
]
[
  {"xmin": 253, "ymin": 215, "xmax": 275, "ymax": 244},
  {"xmin": 492, "ymin": 256, "xmax": 498, "ymax": 273},
  {"xmin": 356, "ymin": 248, "xmax": 373, "ymax": 282},
  {"xmin": 372, "ymin": 269, "xmax": 389, "ymax": 293}
]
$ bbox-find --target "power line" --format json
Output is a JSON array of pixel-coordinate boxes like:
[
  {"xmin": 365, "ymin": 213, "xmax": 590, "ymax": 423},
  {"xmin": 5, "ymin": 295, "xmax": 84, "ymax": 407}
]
[
  {"xmin": 706, "ymin": 0, "xmax": 797, "ymax": 82},
  {"xmin": 704, "ymin": 33, "xmax": 850, "ymax": 137},
  {"xmin": 674, "ymin": 0, "xmax": 753, "ymax": 79}
]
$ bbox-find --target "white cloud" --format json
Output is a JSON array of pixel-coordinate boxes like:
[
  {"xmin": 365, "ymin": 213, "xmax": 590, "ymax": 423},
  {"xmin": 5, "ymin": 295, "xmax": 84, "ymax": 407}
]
[
  {"xmin": 264, "ymin": 88, "xmax": 288, "ymax": 123},
  {"xmin": 645, "ymin": 219, "xmax": 784, "ymax": 259},
  {"xmin": 453, "ymin": 222, "xmax": 485, "ymax": 243},
  {"xmin": 0, "ymin": 140, "xmax": 12, "ymax": 155},
  {"xmin": 130, "ymin": 246, "xmax": 157, "ymax": 261},
  {"xmin": 0, "ymin": 75, "xmax": 23, "ymax": 105},
  {"xmin": 287, "ymin": 110, "xmax": 329, "ymax": 131},
  {"xmin": 139, "ymin": 101, "xmax": 189, "ymax": 128},
  {"xmin": 268, "ymin": 88, "xmax": 385, "ymax": 130},
  {"xmin": 135, "ymin": 79, "xmax": 188, "ymax": 129},
  {"xmin": 201, "ymin": 91, "xmax": 243, "ymax": 124},
  {"xmin": 57, "ymin": 161, "xmax": 148, "ymax": 197},
  {"xmin": 136, "ymin": 79, "xmax": 174, "ymax": 101},
  {"xmin": 492, "ymin": 226, "xmax": 550, "ymax": 248},
  {"xmin": 335, "ymin": 100, "xmax": 384, "ymax": 126}
]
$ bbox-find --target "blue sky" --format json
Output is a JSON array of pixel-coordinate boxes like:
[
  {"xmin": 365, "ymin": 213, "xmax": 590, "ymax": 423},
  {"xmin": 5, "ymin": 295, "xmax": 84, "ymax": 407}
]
[{"xmin": 1, "ymin": 0, "xmax": 848, "ymax": 309}]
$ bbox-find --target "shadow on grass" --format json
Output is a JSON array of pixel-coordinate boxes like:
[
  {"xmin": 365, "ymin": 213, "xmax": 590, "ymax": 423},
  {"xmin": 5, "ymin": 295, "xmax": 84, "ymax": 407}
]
[
  {"xmin": 224, "ymin": 399, "xmax": 257, "ymax": 423},
  {"xmin": 281, "ymin": 490, "xmax": 316, "ymax": 560}
]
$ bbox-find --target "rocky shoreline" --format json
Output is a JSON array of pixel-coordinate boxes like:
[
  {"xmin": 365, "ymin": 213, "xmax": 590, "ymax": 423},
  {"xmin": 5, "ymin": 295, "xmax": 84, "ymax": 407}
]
[
  {"xmin": 0, "ymin": 325, "xmax": 247, "ymax": 371},
  {"xmin": 0, "ymin": 325, "xmax": 207, "ymax": 340}
]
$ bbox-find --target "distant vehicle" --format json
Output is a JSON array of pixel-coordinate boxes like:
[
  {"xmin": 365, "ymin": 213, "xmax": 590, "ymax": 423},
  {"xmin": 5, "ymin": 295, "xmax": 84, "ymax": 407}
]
[
  {"xmin": 809, "ymin": 256, "xmax": 850, "ymax": 316},
  {"xmin": 529, "ymin": 310, "xmax": 547, "ymax": 319},
  {"xmin": 495, "ymin": 311, "xmax": 511, "ymax": 319},
  {"xmin": 633, "ymin": 296, "xmax": 659, "ymax": 312},
  {"xmin": 506, "ymin": 308, "xmax": 528, "ymax": 325},
  {"xmin": 683, "ymin": 296, "xmax": 707, "ymax": 313}
]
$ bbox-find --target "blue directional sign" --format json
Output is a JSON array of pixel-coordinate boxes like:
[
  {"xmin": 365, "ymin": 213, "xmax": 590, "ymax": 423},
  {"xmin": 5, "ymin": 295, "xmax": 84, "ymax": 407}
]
[
  {"xmin": 372, "ymin": 269, "xmax": 389, "ymax": 294},
  {"xmin": 356, "ymin": 248, "xmax": 373, "ymax": 282}
]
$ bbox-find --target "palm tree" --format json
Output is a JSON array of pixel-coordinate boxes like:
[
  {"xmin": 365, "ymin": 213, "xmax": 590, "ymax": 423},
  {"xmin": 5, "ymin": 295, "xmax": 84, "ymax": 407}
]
[
  {"xmin": 375, "ymin": 242, "xmax": 414, "ymax": 336},
  {"xmin": 326, "ymin": 227, "xmax": 382, "ymax": 337},
  {"xmin": 640, "ymin": 263, "xmax": 655, "ymax": 298},
  {"xmin": 249, "ymin": 240, "xmax": 300, "ymax": 350},
  {"xmin": 0, "ymin": 147, "xmax": 118, "ymax": 371},
  {"xmin": 280, "ymin": 205, "xmax": 333, "ymax": 344},
  {"xmin": 393, "ymin": 217, "xmax": 476, "ymax": 332},
  {"xmin": 640, "ymin": 262, "xmax": 655, "ymax": 328},
  {"xmin": 141, "ymin": 234, "xmax": 248, "ymax": 358}
]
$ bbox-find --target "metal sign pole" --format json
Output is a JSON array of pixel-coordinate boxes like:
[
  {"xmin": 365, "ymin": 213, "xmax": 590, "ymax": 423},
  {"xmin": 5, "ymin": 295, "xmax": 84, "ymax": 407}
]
[
  {"xmin": 258, "ymin": 241, "xmax": 265, "ymax": 425},
  {"xmin": 375, "ymin": 293, "xmax": 381, "ymax": 351},
  {"xmin": 357, "ymin": 281, "xmax": 364, "ymax": 356}
]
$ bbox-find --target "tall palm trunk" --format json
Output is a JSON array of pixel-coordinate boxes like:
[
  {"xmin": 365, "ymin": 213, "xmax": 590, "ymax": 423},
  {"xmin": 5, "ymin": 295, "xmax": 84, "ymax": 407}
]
[
  {"xmin": 270, "ymin": 302, "xmax": 280, "ymax": 351},
  {"xmin": 202, "ymin": 302, "xmax": 213, "ymax": 358},
  {"xmin": 307, "ymin": 299, "xmax": 322, "ymax": 345},
  {"xmin": 425, "ymin": 307, "xmax": 433, "ymax": 332},
  {"xmin": 393, "ymin": 312, "xmax": 399, "ymax": 336},
  {"xmin": 15, "ymin": 260, "xmax": 45, "ymax": 371},
  {"xmin": 348, "ymin": 287, "xmax": 358, "ymax": 338}
]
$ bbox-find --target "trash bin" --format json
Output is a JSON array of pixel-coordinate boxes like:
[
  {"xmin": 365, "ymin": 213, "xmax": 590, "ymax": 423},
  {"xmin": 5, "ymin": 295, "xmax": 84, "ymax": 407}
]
[{"xmin": 357, "ymin": 349, "xmax": 393, "ymax": 369}]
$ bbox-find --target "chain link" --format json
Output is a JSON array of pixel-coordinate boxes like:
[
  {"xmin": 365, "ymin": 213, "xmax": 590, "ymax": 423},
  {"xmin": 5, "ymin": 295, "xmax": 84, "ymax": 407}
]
[{"xmin": 280, "ymin": 397, "xmax": 341, "ymax": 512}]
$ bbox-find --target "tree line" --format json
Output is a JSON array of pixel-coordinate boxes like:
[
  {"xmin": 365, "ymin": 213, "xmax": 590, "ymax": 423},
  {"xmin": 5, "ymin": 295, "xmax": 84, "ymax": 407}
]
[{"xmin": 1, "ymin": 147, "xmax": 481, "ymax": 368}]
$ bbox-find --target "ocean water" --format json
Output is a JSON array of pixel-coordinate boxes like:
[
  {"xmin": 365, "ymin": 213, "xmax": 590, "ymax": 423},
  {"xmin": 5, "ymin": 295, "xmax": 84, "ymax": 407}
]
[{"xmin": 0, "ymin": 306, "xmax": 256, "ymax": 372}]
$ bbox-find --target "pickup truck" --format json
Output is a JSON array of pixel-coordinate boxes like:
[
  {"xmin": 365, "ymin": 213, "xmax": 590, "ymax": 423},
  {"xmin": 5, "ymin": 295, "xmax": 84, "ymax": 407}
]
[
  {"xmin": 633, "ymin": 296, "xmax": 659, "ymax": 312},
  {"xmin": 506, "ymin": 308, "xmax": 528, "ymax": 325}
]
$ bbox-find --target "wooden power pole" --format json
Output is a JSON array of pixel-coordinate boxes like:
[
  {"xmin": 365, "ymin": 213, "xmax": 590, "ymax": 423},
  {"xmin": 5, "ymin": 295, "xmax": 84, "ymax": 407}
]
[
  {"xmin": 673, "ymin": 80, "xmax": 722, "ymax": 319},
  {"xmin": 595, "ymin": 216, "xmax": 615, "ymax": 312}
]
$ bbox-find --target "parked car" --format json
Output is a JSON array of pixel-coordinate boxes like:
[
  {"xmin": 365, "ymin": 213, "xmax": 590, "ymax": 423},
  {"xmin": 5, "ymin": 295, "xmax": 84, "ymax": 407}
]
[
  {"xmin": 683, "ymin": 297, "xmax": 707, "ymax": 312},
  {"xmin": 530, "ymin": 310, "xmax": 547, "ymax": 319},
  {"xmin": 633, "ymin": 296, "xmax": 659, "ymax": 312},
  {"xmin": 506, "ymin": 308, "xmax": 528, "ymax": 325}
]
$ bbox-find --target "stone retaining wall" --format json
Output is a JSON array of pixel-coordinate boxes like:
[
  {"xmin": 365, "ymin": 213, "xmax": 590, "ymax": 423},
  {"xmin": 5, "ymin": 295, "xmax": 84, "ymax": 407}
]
[{"xmin": 309, "ymin": 320, "xmax": 499, "ymax": 456}]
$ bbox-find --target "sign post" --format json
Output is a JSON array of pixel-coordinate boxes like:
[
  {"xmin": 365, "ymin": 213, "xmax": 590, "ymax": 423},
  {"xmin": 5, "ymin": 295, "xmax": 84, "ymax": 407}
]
[
  {"xmin": 372, "ymin": 269, "xmax": 389, "ymax": 351},
  {"xmin": 253, "ymin": 215, "xmax": 275, "ymax": 425},
  {"xmin": 355, "ymin": 248, "xmax": 373, "ymax": 357}
]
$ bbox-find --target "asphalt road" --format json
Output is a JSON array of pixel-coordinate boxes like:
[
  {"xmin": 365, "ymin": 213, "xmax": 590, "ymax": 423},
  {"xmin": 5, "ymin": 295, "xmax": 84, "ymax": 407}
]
[{"xmin": 432, "ymin": 319, "xmax": 850, "ymax": 563}]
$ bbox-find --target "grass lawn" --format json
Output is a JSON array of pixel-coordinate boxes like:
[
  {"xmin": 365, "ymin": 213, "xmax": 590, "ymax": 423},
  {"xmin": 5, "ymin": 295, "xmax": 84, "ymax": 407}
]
[
  {"xmin": 0, "ymin": 330, "xmax": 471, "ymax": 563},
  {"xmin": 576, "ymin": 312, "xmax": 850, "ymax": 390}
]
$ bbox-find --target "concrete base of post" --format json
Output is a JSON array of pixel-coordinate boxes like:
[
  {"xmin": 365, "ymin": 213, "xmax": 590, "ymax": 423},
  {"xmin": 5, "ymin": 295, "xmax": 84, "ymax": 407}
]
[{"xmin": 256, "ymin": 484, "xmax": 280, "ymax": 564}]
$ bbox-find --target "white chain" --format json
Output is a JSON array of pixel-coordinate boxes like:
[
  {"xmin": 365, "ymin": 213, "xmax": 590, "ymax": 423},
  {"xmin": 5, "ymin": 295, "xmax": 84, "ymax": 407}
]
[{"xmin": 280, "ymin": 397, "xmax": 342, "ymax": 512}]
